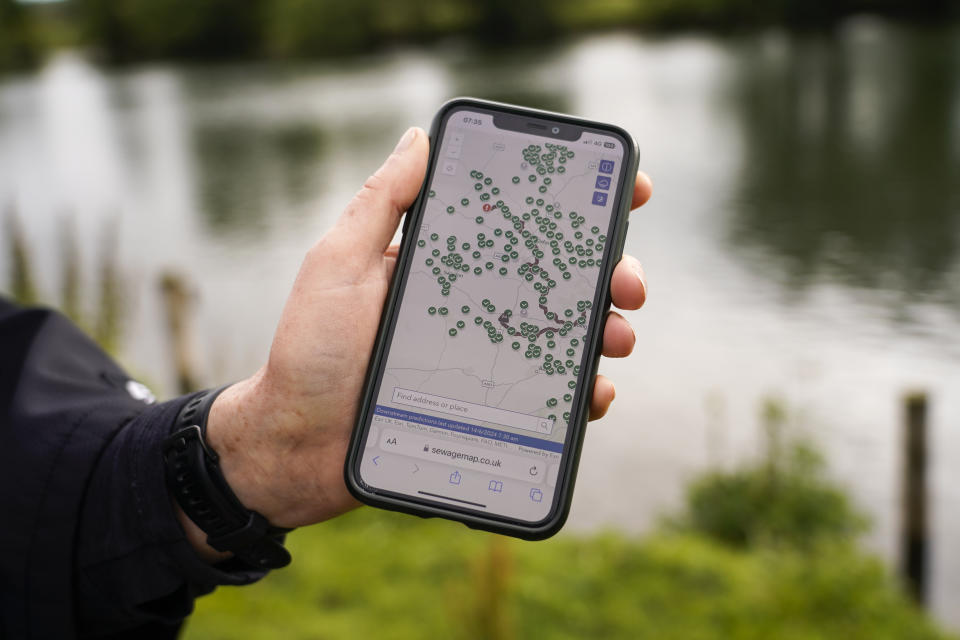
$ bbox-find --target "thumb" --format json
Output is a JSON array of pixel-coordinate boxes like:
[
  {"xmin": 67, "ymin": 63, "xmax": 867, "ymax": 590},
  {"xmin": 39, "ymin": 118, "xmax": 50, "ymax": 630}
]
[{"xmin": 333, "ymin": 127, "xmax": 429, "ymax": 256}]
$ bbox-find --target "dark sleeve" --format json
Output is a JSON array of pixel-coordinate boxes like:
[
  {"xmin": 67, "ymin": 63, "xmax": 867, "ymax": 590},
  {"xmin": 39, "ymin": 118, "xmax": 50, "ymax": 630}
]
[{"xmin": 0, "ymin": 299, "xmax": 269, "ymax": 639}]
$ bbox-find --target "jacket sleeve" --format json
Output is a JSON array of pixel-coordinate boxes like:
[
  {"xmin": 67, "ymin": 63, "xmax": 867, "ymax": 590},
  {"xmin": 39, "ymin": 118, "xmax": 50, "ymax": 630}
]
[{"xmin": 0, "ymin": 299, "xmax": 269, "ymax": 639}]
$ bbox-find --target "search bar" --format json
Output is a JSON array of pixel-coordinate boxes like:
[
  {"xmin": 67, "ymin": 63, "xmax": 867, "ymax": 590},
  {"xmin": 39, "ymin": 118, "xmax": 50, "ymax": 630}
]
[
  {"xmin": 391, "ymin": 388, "xmax": 554, "ymax": 435},
  {"xmin": 378, "ymin": 428, "xmax": 545, "ymax": 483}
]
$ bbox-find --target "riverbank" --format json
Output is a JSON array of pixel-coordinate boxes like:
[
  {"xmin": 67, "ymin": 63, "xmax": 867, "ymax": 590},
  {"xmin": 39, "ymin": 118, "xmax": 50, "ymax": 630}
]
[{"xmin": 183, "ymin": 438, "xmax": 953, "ymax": 639}]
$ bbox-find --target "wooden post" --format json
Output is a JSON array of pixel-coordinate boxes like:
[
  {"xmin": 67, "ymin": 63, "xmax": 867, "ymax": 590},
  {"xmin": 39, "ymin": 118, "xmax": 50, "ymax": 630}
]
[{"xmin": 902, "ymin": 392, "xmax": 928, "ymax": 604}]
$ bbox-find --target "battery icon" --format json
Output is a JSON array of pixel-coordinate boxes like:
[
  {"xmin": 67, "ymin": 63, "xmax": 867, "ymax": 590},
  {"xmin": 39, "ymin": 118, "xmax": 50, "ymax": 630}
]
[{"xmin": 603, "ymin": 141, "xmax": 616, "ymax": 149}]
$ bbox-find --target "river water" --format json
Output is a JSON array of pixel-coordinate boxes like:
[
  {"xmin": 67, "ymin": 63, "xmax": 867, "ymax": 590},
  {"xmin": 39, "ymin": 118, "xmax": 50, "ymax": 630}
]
[{"xmin": 1, "ymin": 20, "xmax": 958, "ymax": 626}]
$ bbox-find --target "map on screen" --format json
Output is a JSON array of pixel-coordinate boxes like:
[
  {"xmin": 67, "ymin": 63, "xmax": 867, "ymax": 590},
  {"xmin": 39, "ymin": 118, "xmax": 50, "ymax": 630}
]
[{"xmin": 360, "ymin": 108, "xmax": 626, "ymax": 522}]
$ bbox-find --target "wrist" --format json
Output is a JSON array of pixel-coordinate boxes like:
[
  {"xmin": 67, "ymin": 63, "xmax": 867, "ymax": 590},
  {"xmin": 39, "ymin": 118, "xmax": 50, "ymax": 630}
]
[
  {"xmin": 163, "ymin": 382, "xmax": 293, "ymax": 568},
  {"xmin": 205, "ymin": 372, "xmax": 299, "ymax": 528}
]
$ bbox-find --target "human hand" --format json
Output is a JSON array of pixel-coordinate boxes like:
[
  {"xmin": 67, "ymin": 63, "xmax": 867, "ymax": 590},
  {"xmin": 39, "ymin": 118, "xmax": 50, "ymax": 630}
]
[{"xmin": 192, "ymin": 127, "xmax": 651, "ymax": 554}]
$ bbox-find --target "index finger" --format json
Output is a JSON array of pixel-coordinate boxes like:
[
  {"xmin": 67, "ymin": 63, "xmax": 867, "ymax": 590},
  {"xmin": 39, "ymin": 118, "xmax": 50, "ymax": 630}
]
[{"xmin": 631, "ymin": 171, "xmax": 653, "ymax": 210}]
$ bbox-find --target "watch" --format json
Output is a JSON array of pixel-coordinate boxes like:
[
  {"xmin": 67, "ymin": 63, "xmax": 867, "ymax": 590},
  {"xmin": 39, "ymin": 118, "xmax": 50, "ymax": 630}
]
[{"xmin": 162, "ymin": 386, "xmax": 292, "ymax": 569}]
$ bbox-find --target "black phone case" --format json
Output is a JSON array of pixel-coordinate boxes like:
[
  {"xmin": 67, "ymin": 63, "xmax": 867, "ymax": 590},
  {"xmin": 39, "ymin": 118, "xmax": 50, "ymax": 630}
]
[{"xmin": 344, "ymin": 97, "xmax": 639, "ymax": 540}]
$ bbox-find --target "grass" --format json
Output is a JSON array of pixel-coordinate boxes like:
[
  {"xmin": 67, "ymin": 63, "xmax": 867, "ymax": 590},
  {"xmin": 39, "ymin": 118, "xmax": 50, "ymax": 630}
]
[
  {"xmin": 184, "ymin": 404, "xmax": 954, "ymax": 640},
  {"xmin": 182, "ymin": 506, "xmax": 952, "ymax": 640}
]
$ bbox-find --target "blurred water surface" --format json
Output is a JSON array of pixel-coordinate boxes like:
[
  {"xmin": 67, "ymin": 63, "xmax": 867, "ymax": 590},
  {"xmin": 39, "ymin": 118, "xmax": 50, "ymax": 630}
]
[{"xmin": 1, "ymin": 20, "xmax": 959, "ymax": 625}]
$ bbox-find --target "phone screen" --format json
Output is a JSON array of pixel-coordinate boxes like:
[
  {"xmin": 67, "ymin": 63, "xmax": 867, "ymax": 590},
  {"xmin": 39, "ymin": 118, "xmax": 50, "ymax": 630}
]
[{"xmin": 358, "ymin": 107, "xmax": 627, "ymax": 523}]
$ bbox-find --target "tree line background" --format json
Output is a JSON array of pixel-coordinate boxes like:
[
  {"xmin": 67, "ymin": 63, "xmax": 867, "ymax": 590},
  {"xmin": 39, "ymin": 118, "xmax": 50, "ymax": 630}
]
[{"xmin": 2, "ymin": 0, "xmax": 957, "ymax": 71}]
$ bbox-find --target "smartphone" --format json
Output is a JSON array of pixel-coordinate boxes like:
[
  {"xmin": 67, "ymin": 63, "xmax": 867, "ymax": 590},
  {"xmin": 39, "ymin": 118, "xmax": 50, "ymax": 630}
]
[{"xmin": 345, "ymin": 97, "xmax": 638, "ymax": 539}]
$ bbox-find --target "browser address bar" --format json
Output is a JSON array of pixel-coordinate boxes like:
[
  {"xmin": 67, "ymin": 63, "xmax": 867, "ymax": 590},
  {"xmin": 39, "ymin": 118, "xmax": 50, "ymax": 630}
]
[
  {"xmin": 378, "ymin": 428, "xmax": 545, "ymax": 483},
  {"xmin": 391, "ymin": 388, "xmax": 554, "ymax": 435}
]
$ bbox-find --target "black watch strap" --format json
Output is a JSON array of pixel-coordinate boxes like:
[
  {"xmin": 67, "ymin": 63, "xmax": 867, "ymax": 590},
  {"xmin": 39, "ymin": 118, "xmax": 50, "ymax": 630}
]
[{"xmin": 162, "ymin": 386, "xmax": 292, "ymax": 570}]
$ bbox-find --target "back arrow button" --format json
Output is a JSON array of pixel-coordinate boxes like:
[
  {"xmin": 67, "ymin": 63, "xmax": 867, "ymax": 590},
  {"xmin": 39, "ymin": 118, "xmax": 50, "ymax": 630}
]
[{"xmin": 372, "ymin": 456, "xmax": 381, "ymax": 466}]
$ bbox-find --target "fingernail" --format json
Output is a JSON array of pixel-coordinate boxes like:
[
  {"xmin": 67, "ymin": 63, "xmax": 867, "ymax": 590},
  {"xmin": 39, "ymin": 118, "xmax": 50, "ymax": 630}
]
[
  {"xmin": 632, "ymin": 259, "xmax": 647, "ymax": 295},
  {"xmin": 393, "ymin": 127, "xmax": 417, "ymax": 154}
]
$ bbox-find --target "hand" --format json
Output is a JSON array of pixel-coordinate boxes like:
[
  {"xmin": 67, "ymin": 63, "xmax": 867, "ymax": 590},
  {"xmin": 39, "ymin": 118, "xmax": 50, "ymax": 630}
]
[{"xmin": 184, "ymin": 127, "xmax": 651, "ymax": 558}]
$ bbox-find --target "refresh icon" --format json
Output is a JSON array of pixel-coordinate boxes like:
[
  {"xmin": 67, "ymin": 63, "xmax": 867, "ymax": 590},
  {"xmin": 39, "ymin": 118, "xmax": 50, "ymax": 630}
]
[{"xmin": 528, "ymin": 465, "xmax": 539, "ymax": 477}]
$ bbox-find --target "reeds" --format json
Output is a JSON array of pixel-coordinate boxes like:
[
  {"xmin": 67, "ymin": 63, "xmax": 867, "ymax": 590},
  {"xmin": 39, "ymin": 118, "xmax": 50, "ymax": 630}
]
[
  {"xmin": 5, "ymin": 203, "xmax": 38, "ymax": 305},
  {"xmin": 3, "ymin": 203, "xmax": 123, "ymax": 354}
]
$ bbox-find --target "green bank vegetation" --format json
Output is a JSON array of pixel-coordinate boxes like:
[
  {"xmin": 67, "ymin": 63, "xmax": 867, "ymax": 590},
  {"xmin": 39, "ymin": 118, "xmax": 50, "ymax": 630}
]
[
  {"xmin": 183, "ymin": 403, "xmax": 953, "ymax": 640},
  {"xmin": 185, "ymin": 514, "xmax": 951, "ymax": 640},
  {"xmin": 678, "ymin": 398, "xmax": 869, "ymax": 549},
  {"xmin": 2, "ymin": 0, "xmax": 957, "ymax": 72}
]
